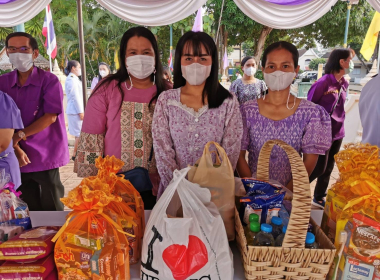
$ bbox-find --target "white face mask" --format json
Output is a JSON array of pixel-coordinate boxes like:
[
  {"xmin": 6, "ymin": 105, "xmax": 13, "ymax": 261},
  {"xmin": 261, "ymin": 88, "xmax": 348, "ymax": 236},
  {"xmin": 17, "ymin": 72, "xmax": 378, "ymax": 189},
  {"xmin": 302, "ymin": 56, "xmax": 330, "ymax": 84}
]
[
  {"xmin": 264, "ymin": 71, "xmax": 296, "ymax": 91},
  {"xmin": 244, "ymin": 66, "xmax": 256, "ymax": 77},
  {"xmin": 126, "ymin": 55, "xmax": 155, "ymax": 79},
  {"xmin": 99, "ymin": 70, "xmax": 107, "ymax": 77},
  {"xmin": 9, "ymin": 53, "xmax": 34, "ymax": 73},
  {"xmin": 181, "ymin": 63, "xmax": 211, "ymax": 86},
  {"xmin": 77, "ymin": 69, "xmax": 82, "ymax": 77}
]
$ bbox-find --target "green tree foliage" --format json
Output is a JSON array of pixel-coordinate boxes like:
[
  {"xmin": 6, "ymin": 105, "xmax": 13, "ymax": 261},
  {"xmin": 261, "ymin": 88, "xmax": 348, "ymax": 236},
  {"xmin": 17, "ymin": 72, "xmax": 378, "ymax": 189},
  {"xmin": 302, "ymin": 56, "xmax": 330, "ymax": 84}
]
[{"xmin": 308, "ymin": 58, "xmax": 327, "ymax": 71}]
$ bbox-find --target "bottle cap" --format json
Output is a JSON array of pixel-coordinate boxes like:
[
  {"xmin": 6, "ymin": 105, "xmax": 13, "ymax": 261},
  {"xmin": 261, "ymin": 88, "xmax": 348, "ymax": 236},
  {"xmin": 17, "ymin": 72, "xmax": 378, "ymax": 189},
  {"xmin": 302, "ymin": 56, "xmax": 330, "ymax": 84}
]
[
  {"xmin": 250, "ymin": 222, "xmax": 260, "ymax": 233},
  {"xmin": 271, "ymin": 216, "xmax": 282, "ymax": 226},
  {"xmin": 306, "ymin": 232, "xmax": 316, "ymax": 244},
  {"xmin": 261, "ymin": 223, "xmax": 273, "ymax": 233},
  {"xmin": 249, "ymin": 213, "xmax": 259, "ymax": 223},
  {"xmin": 282, "ymin": 226, "xmax": 287, "ymax": 234}
]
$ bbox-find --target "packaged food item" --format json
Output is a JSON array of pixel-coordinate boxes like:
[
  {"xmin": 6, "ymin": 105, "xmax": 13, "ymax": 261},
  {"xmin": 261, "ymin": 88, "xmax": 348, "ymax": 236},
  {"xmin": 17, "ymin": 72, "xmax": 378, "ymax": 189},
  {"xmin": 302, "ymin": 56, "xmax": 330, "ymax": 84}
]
[
  {"xmin": 240, "ymin": 192, "xmax": 285, "ymax": 225},
  {"xmin": 55, "ymin": 243, "xmax": 93, "ymax": 279},
  {"xmin": 0, "ymin": 226, "xmax": 22, "ymax": 242},
  {"xmin": 345, "ymin": 213, "xmax": 380, "ymax": 265},
  {"xmin": 0, "ymin": 254, "xmax": 55, "ymax": 280},
  {"xmin": 0, "ymin": 226, "xmax": 58, "ymax": 262},
  {"xmin": 62, "ymin": 230, "xmax": 105, "ymax": 251},
  {"xmin": 337, "ymin": 255, "xmax": 375, "ymax": 280},
  {"xmin": 53, "ymin": 156, "xmax": 132, "ymax": 280},
  {"xmin": 242, "ymin": 178, "xmax": 282, "ymax": 196}
]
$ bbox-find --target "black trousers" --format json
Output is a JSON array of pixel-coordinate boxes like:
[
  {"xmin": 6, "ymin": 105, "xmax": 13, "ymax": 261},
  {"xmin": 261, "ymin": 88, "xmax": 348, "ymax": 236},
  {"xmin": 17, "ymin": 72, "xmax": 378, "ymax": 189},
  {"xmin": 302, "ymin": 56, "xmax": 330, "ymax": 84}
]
[
  {"xmin": 19, "ymin": 168, "xmax": 64, "ymax": 211},
  {"xmin": 309, "ymin": 139, "xmax": 343, "ymax": 201}
]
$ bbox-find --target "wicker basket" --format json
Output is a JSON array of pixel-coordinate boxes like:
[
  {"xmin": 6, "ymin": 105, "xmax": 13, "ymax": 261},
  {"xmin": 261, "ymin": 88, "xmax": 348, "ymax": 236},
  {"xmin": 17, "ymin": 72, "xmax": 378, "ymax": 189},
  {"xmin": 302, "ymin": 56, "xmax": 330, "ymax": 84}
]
[{"xmin": 235, "ymin": 140, "xmax": 336, "ymax": 280}]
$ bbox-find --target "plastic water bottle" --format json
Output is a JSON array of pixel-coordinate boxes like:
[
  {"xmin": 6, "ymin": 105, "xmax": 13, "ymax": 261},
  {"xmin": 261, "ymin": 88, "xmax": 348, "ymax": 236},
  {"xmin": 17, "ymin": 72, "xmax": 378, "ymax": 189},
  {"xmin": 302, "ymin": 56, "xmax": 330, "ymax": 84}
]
[
  {"xmin": 274, "ymin": 226, "xmax": 287, "ymax": 247},
  {"xmin": 270, "ymin": 216, "xmax": 283, "ymax": 240},
  {"xmin": 305, "ymin": 232, "xmax": 319, "ymax": 249},
  {"xmin": 245, "ymin": 222, "xmax": 260, "ymax": 246},
  {"xmin": 254, "ymin": 224, "xmax": 275, "ymax": 246},
  {"xmin": 244, "ymin": 213, "xmax": 260, "ymax": 237}
]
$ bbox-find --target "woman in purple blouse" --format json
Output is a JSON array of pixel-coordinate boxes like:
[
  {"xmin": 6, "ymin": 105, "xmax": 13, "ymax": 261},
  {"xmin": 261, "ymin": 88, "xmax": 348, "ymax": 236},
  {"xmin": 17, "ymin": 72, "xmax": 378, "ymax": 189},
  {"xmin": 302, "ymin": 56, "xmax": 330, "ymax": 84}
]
[
  {"xmin": 307, "ymin": 49, "xmax": 351, "ymax": 209},
  {"xmin": 237, "ymin": 41, "xmax": 332, "ymax": 192},
  {"xmin": 152, "ymin": 31, "xmax": 243, "ymax": 198}
]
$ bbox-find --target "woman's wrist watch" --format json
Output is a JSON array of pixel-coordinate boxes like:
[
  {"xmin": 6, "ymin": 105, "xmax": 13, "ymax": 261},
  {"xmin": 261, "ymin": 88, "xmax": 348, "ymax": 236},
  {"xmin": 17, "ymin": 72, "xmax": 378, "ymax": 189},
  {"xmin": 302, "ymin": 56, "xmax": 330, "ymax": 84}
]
[{"xmin": 18, "ymin": 131, "xmax": 27, "ymax": 141}]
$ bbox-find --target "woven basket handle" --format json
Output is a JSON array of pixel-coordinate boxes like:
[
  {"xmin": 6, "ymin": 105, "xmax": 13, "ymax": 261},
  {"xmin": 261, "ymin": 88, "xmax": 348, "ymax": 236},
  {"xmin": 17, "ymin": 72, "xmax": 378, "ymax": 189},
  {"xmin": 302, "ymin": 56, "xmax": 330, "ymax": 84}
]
[{"xmin": 256, "ymin": 140, "xmax": 311, "ymax": 249}]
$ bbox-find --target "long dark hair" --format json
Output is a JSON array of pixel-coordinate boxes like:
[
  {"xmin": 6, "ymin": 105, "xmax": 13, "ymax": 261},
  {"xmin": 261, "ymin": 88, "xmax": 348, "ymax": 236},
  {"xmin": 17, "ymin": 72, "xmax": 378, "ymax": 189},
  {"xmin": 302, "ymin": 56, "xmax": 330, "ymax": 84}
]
[
  {"xmin": 173, "ymin": 31, "xmax": 232, "ymax": 109},
  {"xmin": 325, "ymin": 48, "xmax": 351, "ymax": 74},
  {"xmin": 262, "ymin": 41, "xmax": 299, "ymax": 69},
  {"xmin": 91, "ymin": 27, "xmax": 165, "ymax": 107},
  {"xmin": 97, "ymin": 62, "xmax": 110, "ymax": 82},
  {"xmin": 64, "ymin": 60, "xmax": 79, "ymax": 76}
]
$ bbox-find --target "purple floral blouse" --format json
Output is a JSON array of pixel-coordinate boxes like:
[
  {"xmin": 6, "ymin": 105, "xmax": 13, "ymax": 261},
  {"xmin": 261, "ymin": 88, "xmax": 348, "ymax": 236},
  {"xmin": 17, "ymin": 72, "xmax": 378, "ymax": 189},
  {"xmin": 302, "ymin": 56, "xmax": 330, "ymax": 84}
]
[
  {"xmin": 152, "ymin": 88, "xmax": 243, "ymax": 198},
  {"xmin": 241, "ymin": 99, "xmax": 332, "ymax": 186}
]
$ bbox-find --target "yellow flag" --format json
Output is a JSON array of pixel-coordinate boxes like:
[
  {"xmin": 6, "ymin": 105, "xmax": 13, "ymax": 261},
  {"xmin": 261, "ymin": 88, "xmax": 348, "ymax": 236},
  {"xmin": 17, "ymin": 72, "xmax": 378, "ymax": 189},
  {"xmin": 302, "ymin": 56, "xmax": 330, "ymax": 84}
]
[
  {"xmin": 114, "ymin": 49, "xmax": 119, "ymax": 70},
  {"xmin": 360, "ymin": 12, "xmax": 380, "ymax": 61}
]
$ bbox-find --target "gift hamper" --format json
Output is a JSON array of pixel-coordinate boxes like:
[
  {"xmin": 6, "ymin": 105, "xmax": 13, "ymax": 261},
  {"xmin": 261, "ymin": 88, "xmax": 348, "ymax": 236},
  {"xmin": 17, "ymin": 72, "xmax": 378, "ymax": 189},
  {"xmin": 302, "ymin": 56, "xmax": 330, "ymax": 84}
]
[{"xmin": 235, "ymin": 140, "xmax": 336, "ymax": 279}]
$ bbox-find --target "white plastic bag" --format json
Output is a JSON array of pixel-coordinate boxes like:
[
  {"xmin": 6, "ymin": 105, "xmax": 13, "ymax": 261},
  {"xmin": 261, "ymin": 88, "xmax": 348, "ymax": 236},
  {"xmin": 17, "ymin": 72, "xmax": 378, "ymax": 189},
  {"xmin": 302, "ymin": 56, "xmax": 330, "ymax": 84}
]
[{"xmin": 140, "ymin": 167, "xmax": 233, "ymax": 280}]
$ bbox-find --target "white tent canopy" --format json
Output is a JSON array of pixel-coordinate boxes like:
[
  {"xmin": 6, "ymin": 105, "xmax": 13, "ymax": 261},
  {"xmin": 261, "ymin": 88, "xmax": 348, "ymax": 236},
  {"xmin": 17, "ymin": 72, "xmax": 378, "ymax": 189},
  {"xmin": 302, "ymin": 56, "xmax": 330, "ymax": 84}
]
[
  {"xmin": 0, "ymin": 0, "xmax": 51, "ymax": 27},
  {"xmin": 233, "ymin": 0, "xmax": 339, "ymax": 29},
  {"xmin": 0, "ymin": 0, "xmax": 379, "ymax": 29},
  {"xmin": 367, "ymin": 0, "xmax": 380, "ymax": 12}
]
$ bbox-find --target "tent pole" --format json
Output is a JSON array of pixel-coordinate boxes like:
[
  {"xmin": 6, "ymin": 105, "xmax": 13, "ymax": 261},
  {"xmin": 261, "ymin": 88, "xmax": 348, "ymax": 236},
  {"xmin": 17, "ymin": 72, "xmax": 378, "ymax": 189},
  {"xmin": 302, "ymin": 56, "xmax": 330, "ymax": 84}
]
[{"xmin": 77, "ymin": 0, "xmax": 87, "ymax": 108}]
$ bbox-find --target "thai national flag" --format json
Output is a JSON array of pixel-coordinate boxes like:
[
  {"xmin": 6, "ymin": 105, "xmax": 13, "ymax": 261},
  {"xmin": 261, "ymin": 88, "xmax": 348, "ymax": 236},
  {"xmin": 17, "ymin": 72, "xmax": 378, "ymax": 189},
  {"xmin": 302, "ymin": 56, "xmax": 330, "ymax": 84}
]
[
  {"xmin": 168, "ymin": 50, "xmax": 173, "ymax": 71},
  {"xmin": 42, "ymin": 5, "xmax": 57, "ymax": 59}
]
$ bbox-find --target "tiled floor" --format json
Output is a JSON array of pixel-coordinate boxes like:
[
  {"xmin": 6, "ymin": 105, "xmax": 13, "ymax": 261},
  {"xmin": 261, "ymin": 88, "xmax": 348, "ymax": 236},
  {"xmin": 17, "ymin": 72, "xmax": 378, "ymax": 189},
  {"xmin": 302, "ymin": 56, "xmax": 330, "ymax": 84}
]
[{"xmin": 61, "ymin": 146, "xmax": 339, "ymax": 210}]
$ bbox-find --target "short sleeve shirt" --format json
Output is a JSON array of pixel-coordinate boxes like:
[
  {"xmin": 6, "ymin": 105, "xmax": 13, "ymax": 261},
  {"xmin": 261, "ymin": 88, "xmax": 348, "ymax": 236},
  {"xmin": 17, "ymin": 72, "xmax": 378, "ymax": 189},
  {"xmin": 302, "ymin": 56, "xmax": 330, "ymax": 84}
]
[
  {"xmin": 0, "ymin": 91, "xmax": 24, "ymax": 188},
  {"xmin": 0, "ymin": 67, "xmax": 69, "ymax": 172}
]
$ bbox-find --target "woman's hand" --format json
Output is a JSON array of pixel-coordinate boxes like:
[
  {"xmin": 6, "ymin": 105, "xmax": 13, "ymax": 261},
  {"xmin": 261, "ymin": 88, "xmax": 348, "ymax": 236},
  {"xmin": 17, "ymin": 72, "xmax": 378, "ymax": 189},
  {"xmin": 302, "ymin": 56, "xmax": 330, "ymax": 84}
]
[
  {"xmin": 14, "ymin": 145, "xmax": 31, "ymax": 167},
  {"xmin": 79, "ymin": 113, "xmax": 84, "ymax": 120}
]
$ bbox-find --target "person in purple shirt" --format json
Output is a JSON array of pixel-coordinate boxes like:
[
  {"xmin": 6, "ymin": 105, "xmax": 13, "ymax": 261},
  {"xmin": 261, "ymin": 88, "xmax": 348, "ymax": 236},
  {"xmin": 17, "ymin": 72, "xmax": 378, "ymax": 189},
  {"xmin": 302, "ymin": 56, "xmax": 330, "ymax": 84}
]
[
  {"xmin": 307, "ymin": 48, "xmax": 352, "ymax": 209},
  {"xmin": 0, "ymin": 91, "xmax": 24, "ymax": 189},
  {"xmin": 237, "ymin": 41, "xmax": 331, "ymax": 192},
  {"xmin": 0, "ymin": 32, "xmax": 69, "ymax": 211}
]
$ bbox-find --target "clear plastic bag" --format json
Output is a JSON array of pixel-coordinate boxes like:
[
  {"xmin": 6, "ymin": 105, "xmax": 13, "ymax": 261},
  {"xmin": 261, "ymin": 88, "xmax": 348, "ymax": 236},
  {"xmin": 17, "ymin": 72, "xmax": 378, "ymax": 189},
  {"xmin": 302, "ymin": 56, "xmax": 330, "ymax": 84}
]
[{"xmin": 0, "ymin": 169, "xmax": 30, "ymax": 235}]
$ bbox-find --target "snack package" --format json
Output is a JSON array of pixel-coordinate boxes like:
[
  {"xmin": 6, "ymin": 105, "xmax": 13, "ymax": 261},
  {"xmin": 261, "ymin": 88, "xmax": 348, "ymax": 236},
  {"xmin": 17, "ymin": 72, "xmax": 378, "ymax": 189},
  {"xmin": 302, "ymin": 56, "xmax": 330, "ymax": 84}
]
[
  {"xmin": 53, "ymin": 156, "xmax": 132, "ymax": 280},
  {"xmin": 337, "ymin": 254, "xmax": 375, "ymax": 280},
  {"xmin": 240, "ymin": 193, "xmax": 285, "ymax": 225},
  {"xmin": 0, "ymin": 254, "xmax": 55, "ymax": 280},
  {"xmin": 0, "ymin": 226, "xmax": 22, "ymax": 242},
  {"xmin": 242, "ymin": 178, "xmax": 282, "ymax": 197},
  {"xmin": 344, "ymin": 214, "xmax": 380, "ymax": 267},
  {"xmin": 0, "ymin": 226, "xmax": 58, "ymax": 262}
]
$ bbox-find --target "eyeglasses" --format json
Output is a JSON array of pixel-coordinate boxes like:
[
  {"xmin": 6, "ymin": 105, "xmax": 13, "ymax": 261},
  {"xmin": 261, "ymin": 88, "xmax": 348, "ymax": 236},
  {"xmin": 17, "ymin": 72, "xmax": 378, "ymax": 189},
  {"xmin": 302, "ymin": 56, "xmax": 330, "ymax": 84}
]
[{"xmin": 7, "ymin": 47, "xmax": 32, "ymax": 53}]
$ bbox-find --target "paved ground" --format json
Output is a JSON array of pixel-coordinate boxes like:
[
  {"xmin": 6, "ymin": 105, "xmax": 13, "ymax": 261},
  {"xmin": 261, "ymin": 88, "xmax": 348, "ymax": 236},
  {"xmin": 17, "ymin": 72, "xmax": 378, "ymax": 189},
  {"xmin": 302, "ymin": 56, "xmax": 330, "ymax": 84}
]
[{"xmin": 61, "ymin": 146, "xmax": 339, "ymax": 210}]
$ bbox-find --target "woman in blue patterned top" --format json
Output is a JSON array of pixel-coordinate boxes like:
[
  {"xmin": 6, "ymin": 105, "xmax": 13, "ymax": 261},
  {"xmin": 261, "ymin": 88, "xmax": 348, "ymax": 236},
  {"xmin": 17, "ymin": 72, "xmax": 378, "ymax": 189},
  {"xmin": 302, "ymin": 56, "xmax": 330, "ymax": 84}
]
[{"xmin": 230, "ymin": 56, "xmax": 267, "ymax": 105}]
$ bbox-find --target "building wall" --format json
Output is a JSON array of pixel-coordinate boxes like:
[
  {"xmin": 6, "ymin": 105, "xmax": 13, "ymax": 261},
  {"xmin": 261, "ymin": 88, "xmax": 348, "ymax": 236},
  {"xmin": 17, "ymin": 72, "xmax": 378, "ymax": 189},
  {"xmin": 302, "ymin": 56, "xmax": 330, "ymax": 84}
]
[{"xmin": 299, "ymin": 52, "xmax": 319, "ymax": 71}]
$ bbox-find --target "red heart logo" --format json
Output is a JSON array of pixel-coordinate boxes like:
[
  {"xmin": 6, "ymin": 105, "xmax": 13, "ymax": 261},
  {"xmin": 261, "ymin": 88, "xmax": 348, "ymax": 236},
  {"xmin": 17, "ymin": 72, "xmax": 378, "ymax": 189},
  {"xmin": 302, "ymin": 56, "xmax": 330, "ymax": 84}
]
[{"xmin": 162, "ymin": 235, "xmax": 208, "ymax": 280}]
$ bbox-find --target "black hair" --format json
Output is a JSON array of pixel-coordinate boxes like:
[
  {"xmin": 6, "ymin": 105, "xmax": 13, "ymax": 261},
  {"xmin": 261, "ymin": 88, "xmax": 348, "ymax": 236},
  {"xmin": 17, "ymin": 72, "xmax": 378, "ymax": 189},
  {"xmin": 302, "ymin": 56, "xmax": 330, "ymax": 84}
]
[
  {"xmin": 91, "ymin": 26, "xmax": 166, "ymax": 108},
  {"xmin": 241, "ymin": 56, "xmax": 255, "ymax": 67},
  {"xmin": 5, "ymin": 32, "xmax": 38, "ymax": 51},
  {"xmin": 262, "ymin": 41, "xmax": 299, "ymax": 69},
  {"xmin": 97, "ymin": 62, "xmax": 111, "ymax": 81},
  {"xmin": 325, "ymin": 48, "xmax": 351, "ymax": 74},
  {"xmin": 64, "ymin": 60, "xmax": 80, "ymax": 76},
  {"xmin": 173, "ymin": 31, "xmax": 232, "ymax": 109}
]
